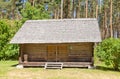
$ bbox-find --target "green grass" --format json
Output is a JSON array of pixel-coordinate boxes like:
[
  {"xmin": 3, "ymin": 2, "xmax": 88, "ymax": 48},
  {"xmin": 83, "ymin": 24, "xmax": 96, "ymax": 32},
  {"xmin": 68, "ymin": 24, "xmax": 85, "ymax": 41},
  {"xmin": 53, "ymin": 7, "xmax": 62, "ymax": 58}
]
[
  {"xmin": 0, "ymin": 61, "xmax": 120, "ymax": 79},
  {"xmin": 0, "ymin": 61, "xmax": 17, "ymax": 76}
]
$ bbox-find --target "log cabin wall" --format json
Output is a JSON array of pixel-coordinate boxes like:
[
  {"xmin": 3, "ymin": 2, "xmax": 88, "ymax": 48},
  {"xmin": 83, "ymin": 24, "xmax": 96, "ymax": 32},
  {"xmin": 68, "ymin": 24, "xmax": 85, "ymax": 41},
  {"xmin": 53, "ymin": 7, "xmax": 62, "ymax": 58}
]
[
  {"xmin": 19, "ymin": 43, "xmax": 94, "ymax": 62},
  {"xmin": 21, "ymin": 44, "xmax": 47, "ymax": 62},
  {"xmin": 68, "ymin": 43, "xmax": 93, "ymax": 62}
]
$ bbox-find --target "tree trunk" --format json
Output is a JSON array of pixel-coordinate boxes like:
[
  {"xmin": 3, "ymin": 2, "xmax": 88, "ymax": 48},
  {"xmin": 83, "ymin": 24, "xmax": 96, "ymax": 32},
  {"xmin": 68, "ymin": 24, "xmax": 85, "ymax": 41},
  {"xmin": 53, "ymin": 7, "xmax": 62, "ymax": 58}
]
[
  {"xmin": 85, "ymin": 0, "xmax": 88, "ymax": 18},
  {"xmin": 76, "ymin": 0, "xmax": 80, "ymax": 18},
  {"xmin": 61, "ymin": 0, "xmax": 63, "ymax": 19},
  {"xmin": 12, "ymin": 9, "xmax": 15, "ymax": 19},
  {"xmin": 104, "ymin": 8, "xmax": 108, "ymax": 38},
  {"xmin": 53, "ymin": 9, "xmax": 57, "ymax": 19},
  {"xmin": 72, "ymin": 0, "xmax": 75, "ymax": 18},
  {"xmin": 63, "ymin": 0, "xmax": 71, "ymax": 18},
  {"xmin": 29, "ymin": 0, "xmax": 35, "ymax": 6},
  {"xmin": 67, "ymin": 0, "xmax": 71, "ymax": 18},
  {"xmin": 12, "ymin": 0, "xmax": 16, "ymax": 19},
  {"xmin": 96, "ymin": 2, "xmax": 98, "ymax": 18},
  {"xmin": 102, "ymin": 15, "xmax": 105, "ymax": 39},
  {"xmin": 57, "ymin": 6, "xmax": 60, "ymax": 19},
  {"xmin": 90, "ymin": 2, "xmax": 94, "ymax": 18},
  {"xmin": 110, "ymin": 0, "xmax": 113, "ymax": 37},
  {"xmin": 63, "ymin": 0, "xmax": 67, "ymax": 18}
]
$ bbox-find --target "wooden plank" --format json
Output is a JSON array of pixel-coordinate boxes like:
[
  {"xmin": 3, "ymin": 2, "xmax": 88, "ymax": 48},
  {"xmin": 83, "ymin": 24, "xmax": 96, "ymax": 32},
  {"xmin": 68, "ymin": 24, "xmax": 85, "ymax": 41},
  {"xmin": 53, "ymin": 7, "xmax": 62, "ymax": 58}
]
[
  {"xmin": 58, "ymin": 45, "xmax": 68, "ymax": 62},
  {"xmin": 21, "ymin": 62, "xmax": 92, "ymax": 68},
  {"xmin": 47, "ymin": 45, "xmax": 57, "ymax": 62}
]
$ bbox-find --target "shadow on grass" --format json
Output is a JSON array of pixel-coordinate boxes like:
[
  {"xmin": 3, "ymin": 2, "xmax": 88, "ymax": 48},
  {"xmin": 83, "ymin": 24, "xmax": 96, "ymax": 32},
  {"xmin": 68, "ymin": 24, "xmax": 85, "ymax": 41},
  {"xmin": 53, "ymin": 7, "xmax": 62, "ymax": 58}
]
[
  {"xmin": 24, "ymin": 66, "xmax": 44, "ymax": 68},
  {"xmin": 95, "ymin": 66, "xmax": 120, "ymax": 72},
  {"xmin": 11, "ymin": 64, "xmax": 18, "ymax": 67},
  {"xmin": 11, "ymin": 64, "xmax": 44, "ymax": 69}
]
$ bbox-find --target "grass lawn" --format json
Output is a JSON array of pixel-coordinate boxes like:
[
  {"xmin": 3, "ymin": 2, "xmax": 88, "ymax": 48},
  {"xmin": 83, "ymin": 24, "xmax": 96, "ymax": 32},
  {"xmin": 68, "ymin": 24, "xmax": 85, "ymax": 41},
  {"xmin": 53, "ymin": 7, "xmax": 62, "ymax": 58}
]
[{"xmin": 0, "ymin": 61, "xmax": 120, "ymax": 79}]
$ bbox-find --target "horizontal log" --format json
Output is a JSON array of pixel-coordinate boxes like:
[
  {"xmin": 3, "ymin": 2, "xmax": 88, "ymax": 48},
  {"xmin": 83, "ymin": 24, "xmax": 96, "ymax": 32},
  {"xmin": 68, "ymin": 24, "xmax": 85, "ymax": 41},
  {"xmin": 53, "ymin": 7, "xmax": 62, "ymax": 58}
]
[{"xmin": 21, "ymin": 62, "xmax": 92, "ymax": 67}]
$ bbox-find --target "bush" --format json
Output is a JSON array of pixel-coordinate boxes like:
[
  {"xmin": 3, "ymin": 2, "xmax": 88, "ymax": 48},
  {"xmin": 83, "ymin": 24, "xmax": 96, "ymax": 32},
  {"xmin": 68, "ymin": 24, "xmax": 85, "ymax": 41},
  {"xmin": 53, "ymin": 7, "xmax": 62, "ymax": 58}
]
[
  {"xmin": 0, "ymin": 44, "xmax": 19, "ymax": 60},
  {"xmin": 0, "ymin": 20, "xmax": 21, "ymax": 60},
  {"xmin": 95, "ymin": 38, "xmax": 120, "ymax": 71}
]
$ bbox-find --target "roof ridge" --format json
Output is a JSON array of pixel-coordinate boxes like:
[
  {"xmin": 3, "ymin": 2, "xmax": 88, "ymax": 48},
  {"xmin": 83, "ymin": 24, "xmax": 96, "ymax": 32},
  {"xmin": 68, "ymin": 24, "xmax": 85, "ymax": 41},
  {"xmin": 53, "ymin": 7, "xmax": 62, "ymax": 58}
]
[{"xmin": 26, "ymin": 18, "xmax": 97, "ymax": 23}]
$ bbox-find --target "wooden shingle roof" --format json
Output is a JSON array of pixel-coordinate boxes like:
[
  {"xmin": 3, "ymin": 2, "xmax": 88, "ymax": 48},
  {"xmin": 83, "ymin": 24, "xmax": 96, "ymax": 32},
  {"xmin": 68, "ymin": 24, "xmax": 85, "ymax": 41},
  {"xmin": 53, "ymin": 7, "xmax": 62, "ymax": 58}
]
[{"xmin": 10, "ymin": 18, "xmax": 101, "ymax": 44}]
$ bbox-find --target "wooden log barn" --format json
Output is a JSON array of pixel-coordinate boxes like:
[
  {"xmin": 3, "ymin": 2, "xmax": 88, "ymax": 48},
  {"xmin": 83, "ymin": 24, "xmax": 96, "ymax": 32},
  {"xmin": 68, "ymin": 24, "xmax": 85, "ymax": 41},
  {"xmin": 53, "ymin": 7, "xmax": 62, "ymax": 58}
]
[{"xmin": 10, "ymin": 18, "xmax": 101, "ymax": 68}]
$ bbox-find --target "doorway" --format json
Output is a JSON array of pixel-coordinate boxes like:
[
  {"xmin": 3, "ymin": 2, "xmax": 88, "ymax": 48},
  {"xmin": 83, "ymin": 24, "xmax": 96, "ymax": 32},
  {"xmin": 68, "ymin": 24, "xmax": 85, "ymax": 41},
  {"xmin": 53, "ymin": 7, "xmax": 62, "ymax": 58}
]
[
  {"xmin": 47, "ymin": 45, "xmax": 68, "ymax": 62},
  {"xmin": 47, "ymin": 45, "xmax": 57, "ymax": 62}
]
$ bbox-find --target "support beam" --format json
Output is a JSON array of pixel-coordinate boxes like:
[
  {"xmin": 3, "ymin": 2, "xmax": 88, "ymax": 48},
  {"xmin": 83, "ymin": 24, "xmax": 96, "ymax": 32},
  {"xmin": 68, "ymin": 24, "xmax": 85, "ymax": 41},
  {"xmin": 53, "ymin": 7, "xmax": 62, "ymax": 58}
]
[
  {"xmin": 91, "ymin": 43, "xmax": 94, "ymax": 67},
  {"xmin": 19, "ymin": 44, "xmax": 22, "ymax": 64},
  {"xmin": 46, "ymin": 45, "xmax": 48, "ymax": 62},
  {"xmin": 56, "ymin": 45, "xmax": 58, "ymax": 62}
]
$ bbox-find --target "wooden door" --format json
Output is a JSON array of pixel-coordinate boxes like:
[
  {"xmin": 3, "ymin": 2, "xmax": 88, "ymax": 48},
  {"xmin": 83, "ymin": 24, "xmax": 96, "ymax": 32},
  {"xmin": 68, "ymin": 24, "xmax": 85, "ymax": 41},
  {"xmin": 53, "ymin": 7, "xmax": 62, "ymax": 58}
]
[
  {"xmin": 58, "ymin": 45, "xmax": 68, "ymax": 62},
  {"xmin": 47, "ymin": 45, "xmax": 57, "ymax": 62}
]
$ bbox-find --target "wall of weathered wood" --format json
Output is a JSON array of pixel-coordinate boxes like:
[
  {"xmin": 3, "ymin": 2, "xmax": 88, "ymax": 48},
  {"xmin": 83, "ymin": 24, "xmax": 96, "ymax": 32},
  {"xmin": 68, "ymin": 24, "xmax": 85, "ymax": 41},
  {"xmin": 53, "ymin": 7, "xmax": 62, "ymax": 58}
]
[{"xmin": 19, "ymin": 43, "xmax": 94, "ymax": 62}]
